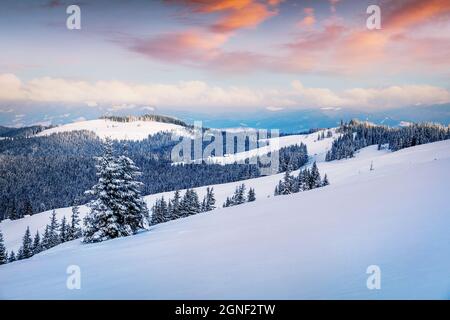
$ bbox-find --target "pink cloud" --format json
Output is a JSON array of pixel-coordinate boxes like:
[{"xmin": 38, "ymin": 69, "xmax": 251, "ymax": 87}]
[{"xmin": 298, "ymin": 7, "xmax": 316, "ymax": 27}]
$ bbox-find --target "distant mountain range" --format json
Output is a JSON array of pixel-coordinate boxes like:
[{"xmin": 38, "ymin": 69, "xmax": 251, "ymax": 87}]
[{"xmin": 1, "ymin": 104, "xmax": 449, "ymax": 133}]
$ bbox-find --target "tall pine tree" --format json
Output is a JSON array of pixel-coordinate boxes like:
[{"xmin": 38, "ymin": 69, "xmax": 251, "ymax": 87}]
[
  {"xmin": 32, "ymin": 230, "xmax": 41, "ymax": 254},
  {"xmin": 83, "ymin": 139, "xmax": 128, "ymax": 242},
  {"xmin": 84, "ymin": 140, "xmax": 149, "ymax": 243},
  {"xmin": 204, "ymin": 187, "xmax": 216, "ymax": 211},
  {"xmin": 68, "ymin": 205, "xmax": 82, "ymax": 240},
  {"xmin": 116, "ymin": 155, "xmax": 150, "ymax": 232},
  {"xmin": 247, "ymin": 188, "xmax": 256, "ymax": 202},
  {"xmin": 0, "ymin": 230, "xmax": 7, "ymax": 265},
  {"xmin": 20, "ymin": 227, "xmax": 33, "ymax": 259},
  {"xmin": 48, "ymin": 210, "xmax": 60, "ymax": 248}
]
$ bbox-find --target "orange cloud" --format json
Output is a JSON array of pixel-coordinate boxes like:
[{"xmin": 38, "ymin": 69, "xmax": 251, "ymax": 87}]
[
  {"xmin": 126, "ymin": 30, "xmax": 229, "ymax": 63},
  {"xmin": 384, "ymin": 0, "xmax": 450, "ymax": 31},
  {"xmin": 122, "ymin": 0, "xmax": 450, "ymax": 76},
  {"xmin": 299, "ymin": 7, "xmax": 315, "ymax": 27},
  {"xmin": 170, "ymin": 0, "xmax": 281, "ymax": 33},
  {"xmin": 211, "ymin": 1, "xmax": 277, "ymax": 32}
]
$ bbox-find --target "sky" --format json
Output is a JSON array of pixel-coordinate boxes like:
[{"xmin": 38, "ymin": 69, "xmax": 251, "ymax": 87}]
[{"xmin": 0, "ymin": 0, "xmax": 450, "ymax": 126}]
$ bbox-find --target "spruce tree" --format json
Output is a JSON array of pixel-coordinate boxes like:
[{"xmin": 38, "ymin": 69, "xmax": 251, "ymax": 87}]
[
  {"xmin": 60, "ymin": 216, "xmax": 68, "ymax": 243},
  {"xmin": 0, "ymin": 230, "xmax": 7, "ymax": 265},
  {"xmin": 322, "ymin": 174, "xmax": 330, "ymax": 186},
  {"xmin": 32, "ymin": 230, "xmax": 41, "ymax": 254},
  {"xmin": 247, "ymin": 188, "xmax": 256, "ymax": 202},
  {"xmin": 297, "ymin": 169, "xmax": 307, "ymax": 191},
  {"xmin": 223, "ymin": 197, "xmax": 231, "ymax": 208},
  {"xmin": 302, "ymin": 169, "xmax": 311, "ymax": 190},
  {"xmin": 116, "ymin": 155, "xmax": 150, "ymax": 232},
  {"xmin": 41, "ymin": 225, "xmax": 50, "ymax": 251},
  {"xmin": 167, "ymin": 201, "xmax": 173, "ymax": 220},
  {"xmin": 8, "ymin": 250, "xmax": 16, "ymax": 263},
  {"xmin": 160, "ymin": 197, "xmax": 170, "ymax": 222},
  {"xmin": 205, "ymin": 187, "xmax": 216, "ymax": 211},
  {"xmin": 68, "ymin": 205, "xmax": 82, "ymax": 240},
  {"xmin": 279, "ymin": 168, "xmax": 294, "ymax": 195},
  {"xmin": 309, "ymin": 162, "xmax": 322, "ymax": 189},
  {"xmin": 171, "ymin": 190, "xmax": 181, "ymax": 219},
  {"xmin": 179, "ymin": 189, "xmax": 200, "ymax": 217},
  {"xmin": 83, "ymin": 139, "xmax": 127, "ymax": 242},
  {"xmin": 151, "ymin": 198, "xmax": 165, "ymax": 225},
  {"xmin": 201, "ymin": 198, "xmax": 207, "ymax": 212},
  {"xmin": 233, "ymin": 184, "xmax": 246, "ymax": 204},
  {"xmin": 84, "ymin": 140, "xmax": 149, "ymax": 243},
  {"xmin": 188, "ymin": 189, "xmax": 201, "ymax": 215},
  {"xmin": 48, "ymin": 210, "xmax": 60, "ymax": 248},
  {"xmin": 20, "ymin": 227, "xmax": 33, "ymax": 259}
]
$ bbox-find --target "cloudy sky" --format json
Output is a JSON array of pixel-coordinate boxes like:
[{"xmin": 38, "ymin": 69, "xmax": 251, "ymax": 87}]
[{"xmin": 1, "ymin": 0, "xmax": 450, "ymax": 125}]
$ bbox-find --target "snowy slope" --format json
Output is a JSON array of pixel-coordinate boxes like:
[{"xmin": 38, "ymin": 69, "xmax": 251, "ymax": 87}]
[
  {"xmin": 36, "ymin": 119, "xmax": 189, "ymax": 141},
  {"xmin": 1, "ymin": 140, "xmax": 448, "ymax": 253},
  {"xmin": 0, "ymin": 129, "xmax": 338, "ymax": 252},
  {"xmin": 206, "ymin": 129, "xmax": 336, "ymax": 165},
  {"xmin": 1, "ymin": 140, "xmax": 449, "ymax": 299}
]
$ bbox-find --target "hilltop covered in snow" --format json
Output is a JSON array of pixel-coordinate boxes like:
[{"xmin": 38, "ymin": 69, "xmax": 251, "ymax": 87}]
[{"xmin": 36, "ymin": 117, "xmax": 190, "ymax": 141}]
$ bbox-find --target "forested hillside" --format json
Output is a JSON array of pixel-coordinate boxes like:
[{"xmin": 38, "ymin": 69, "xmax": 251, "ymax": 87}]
[
  {"xmin": 0, "ymin": 126, "xmax": 308, "ymax": 222},
  {"xmin": 326, "ymin": 120, "xmax": 450, "ymax": 161}
]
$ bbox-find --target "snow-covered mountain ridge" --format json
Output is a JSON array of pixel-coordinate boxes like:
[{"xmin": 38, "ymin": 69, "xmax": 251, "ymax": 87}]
[{"xmin": 36, "ymin": 118, "xmax": 190, "ymax": 141}]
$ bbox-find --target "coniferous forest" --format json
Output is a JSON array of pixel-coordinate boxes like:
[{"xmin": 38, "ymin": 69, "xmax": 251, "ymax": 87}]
[
  {"xmin": 326, "ymin": 120, "xmax": 450, "ymax": 161},
  {"xmin": 0, "ymin": 128, "xmax": 308, "ymax": 222}
]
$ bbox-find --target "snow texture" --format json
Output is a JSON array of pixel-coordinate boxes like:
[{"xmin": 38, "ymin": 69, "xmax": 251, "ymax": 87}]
[
  {"xmin": 0, "ymin": 140, "xmax": 449, "ymax": 299},
  {"xmin": 36, "ymin": 119, "xmax": 189, "ymax": 141}
]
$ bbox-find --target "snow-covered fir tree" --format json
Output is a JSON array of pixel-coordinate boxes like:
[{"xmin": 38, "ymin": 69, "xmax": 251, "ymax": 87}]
[
  {"xmin": 83, "ymin": 139, "xmax": 149, "ymax": 243},
  {"xmin": 48, "ymin": 210, "xmax": 60, "ymax": 248},
  {"xmin": 223, "ymin": 197, "xmax": 232, "ymax": 208},
  {"xmin": 204, "ymin": 187, "xmax": 216, "ymax": 211},
  {"xmin": 41, "ymin": 225, "xmax": 50, "ymax": 251},
  {"xmin": 84, "ymin": 139, "xmax": 126, "ymax": 242},
  {"xmin": 233, "ymin": 184, "xmax": 246, "ymax": 204},
  {"xmin": 170, "ymin": 190, "xmax": 182, "ymax": 219},
  {"xmin": 32, "ymin": 230, "xmax": 41, "ymax": 255},
  {"xmin": 275, "ymin": 164, "xmax": 328, "ymax": 197},
  {"xmin": 68, "ymin": 205, "xmax": 82, "ymax": 241},
  {"xmin": 8, "ymin": 250, "xmax": 16, "ymax": 263},
  {"xmin": 0, "ymin": 230, "xmax": 7, "ymax": 265},
  {"xmin": 60, "ymin": 216, "xmax": 68, "ymax": 243},
  {"xmin": 278, "ymin": 167, "xmax": 295, "ymax": 195},
  {"xmin": 151, "ymin": 198, "xmax": 165, "ymax": 225},
  {"xmin": 309, "ymin": 162, "xmax": 322, "ymax": 189},
  {"xmin": 179, "ymin": 189, "xmax": 201, "ymax": 217},
  {"xmin": 322, "ymin": 174, "xmax": 330, "ymax": 186},
  {"xmin": 116, "ymin": 155, "xmax": 150, "ymax": 232},
  {"xmin": 247, "ymin": 188, "xmax": 256, "ymax": 202},
  {"xmin": 19, "ymin": 226, "xmax": 33, "ymax": 259},
  {"xmin": 224, "ymin": 184, "xmax": 253, "ymax": 207}
]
